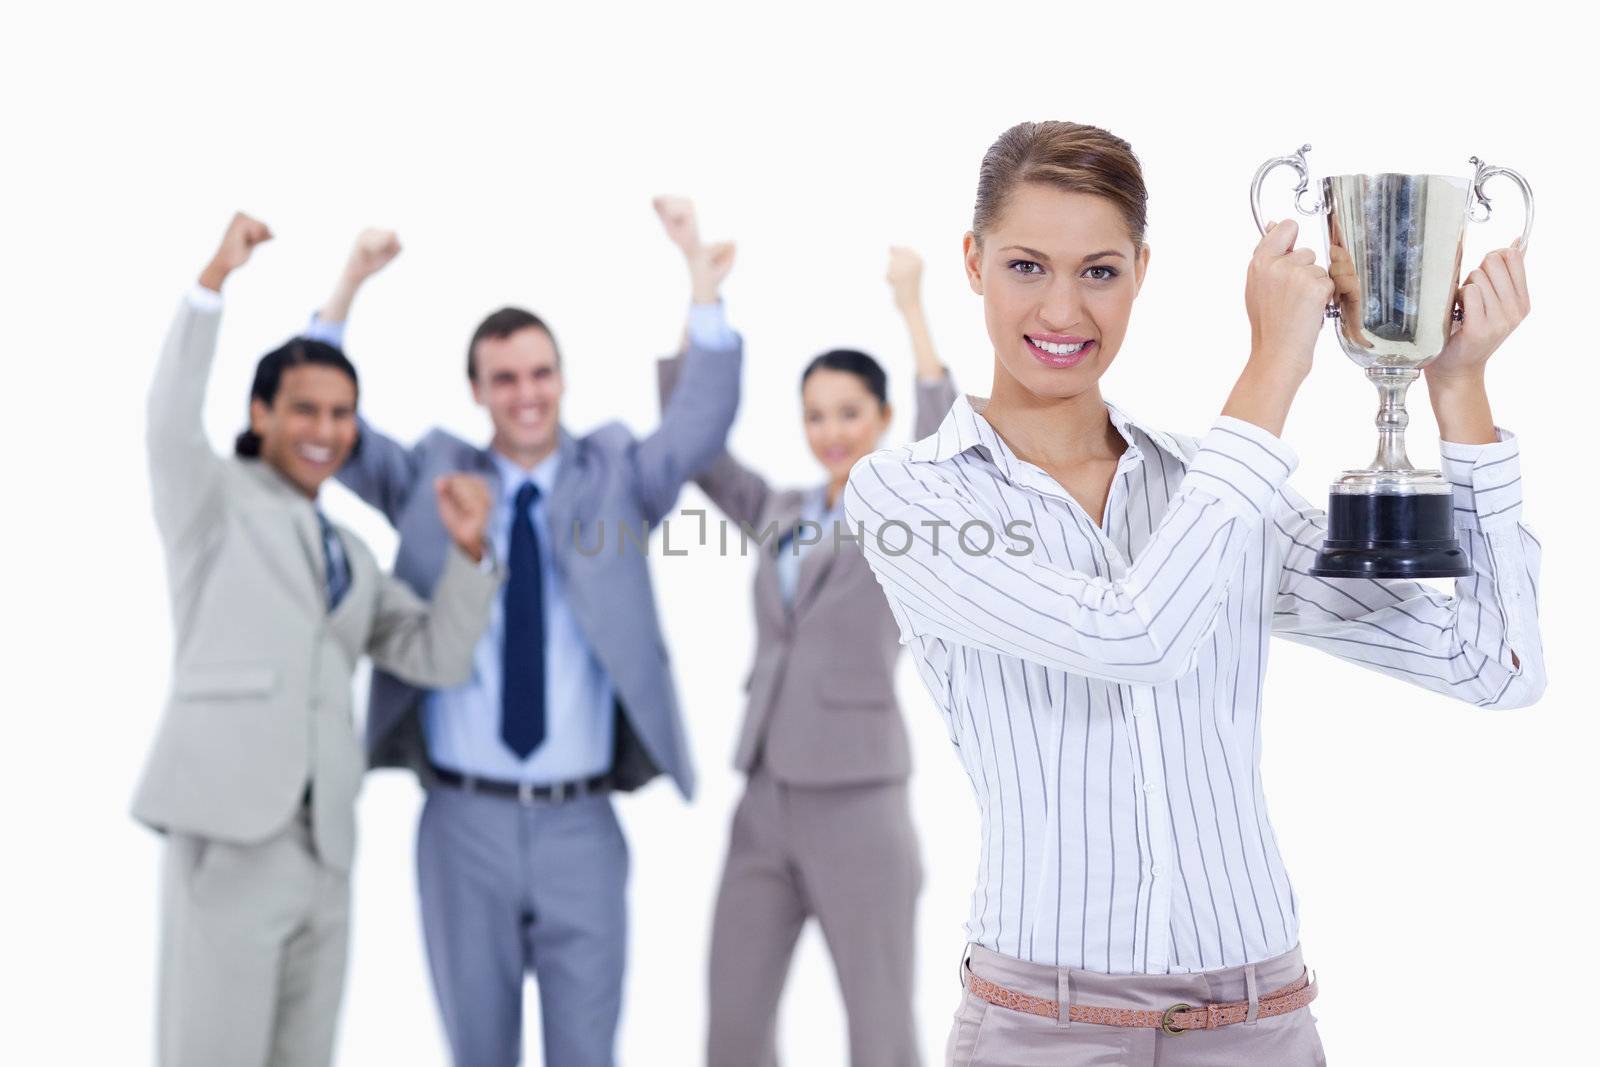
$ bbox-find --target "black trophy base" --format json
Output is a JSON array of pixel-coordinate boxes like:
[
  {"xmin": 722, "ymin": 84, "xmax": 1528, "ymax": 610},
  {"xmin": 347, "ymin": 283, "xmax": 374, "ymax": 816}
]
[{"xmin": 1310, "ymin": 490, "xmax": 1470, "ymax": 579}]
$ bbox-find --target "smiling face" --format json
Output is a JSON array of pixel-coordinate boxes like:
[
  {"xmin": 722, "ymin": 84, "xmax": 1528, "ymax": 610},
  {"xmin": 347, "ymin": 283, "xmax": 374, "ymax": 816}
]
[
  {"xmin": 471, "ymin": 326, "xmax": 564, "ymax": 464},
  {"xmin": 251, "ymin": 364, "xmax": 359, "ymax": 497},
  {"xmin": 963, "ymin": 182, "xmax": 1149, "ymax": 400},
  {"xmin": 802, "ymin": 367, "xmax": 892, "ymax": 487}
]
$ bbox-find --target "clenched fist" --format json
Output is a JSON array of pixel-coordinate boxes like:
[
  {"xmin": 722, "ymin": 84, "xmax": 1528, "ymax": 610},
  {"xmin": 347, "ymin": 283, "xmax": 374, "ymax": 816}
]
[
  {"xmin": 199, "ymin": 212, "xmax": 273, "ymax": 291},
  {"xmin": 1245, "ymin": 219, "xmax": 1335, "ymax": 383},
  {"xmin": 886, "ymin": 246, "xmax": 923, "ymax": 311},
  {"xmin": 344, "ymin": 228, "xmax": 402, "ymax": 284},
  {"xmin": 435, "ymin": 474, "xmax": 493, "ymax": 564}
]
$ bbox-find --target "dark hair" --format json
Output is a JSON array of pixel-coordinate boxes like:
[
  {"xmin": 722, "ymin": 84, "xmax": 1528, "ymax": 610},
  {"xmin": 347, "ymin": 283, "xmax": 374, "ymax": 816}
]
[
  {"xmin": 234, "ymin": 337, "xmax": 360, "ymax": 457},
  {"xmin": 973, "ymin": 121, "xmax": 1148, "ymax": 249},
  {"xmin": 799, "ymin": 348, "xmax": 888, "ymax": 407},
  {"xmin": 467, "ymin": 306, "xmax": 560, "ymax": 380}
]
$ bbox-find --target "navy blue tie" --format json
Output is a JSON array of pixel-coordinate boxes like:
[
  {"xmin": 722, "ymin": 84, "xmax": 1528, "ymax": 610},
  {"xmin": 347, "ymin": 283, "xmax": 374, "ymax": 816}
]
[{"xmin": 501, "ymin": 481, "xmax": 547, "ymax": 758}]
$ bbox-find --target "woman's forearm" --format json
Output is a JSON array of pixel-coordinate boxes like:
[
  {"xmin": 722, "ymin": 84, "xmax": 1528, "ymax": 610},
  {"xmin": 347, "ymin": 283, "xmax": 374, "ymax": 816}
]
[
  {"xmin": 1426, "ymin": 371, "xmax": 1497, "ymax": 444},
  {"xmin": 898, "ymin": 298, "xmax": 944, "ymax": 381},
  {"xmin": 1220, "ymin": 353, "xmax": 1306, "ymax": 438}
]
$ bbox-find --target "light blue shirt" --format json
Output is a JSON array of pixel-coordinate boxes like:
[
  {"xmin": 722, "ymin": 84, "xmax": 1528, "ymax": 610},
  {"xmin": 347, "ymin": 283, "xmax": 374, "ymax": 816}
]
[
  {"xmin": 776, "ymin": 484, "xmax": 843, "ymax": 607},
  {"xmin": 304, "ymin": 301, "xmax": 736, "ymax": 782}
]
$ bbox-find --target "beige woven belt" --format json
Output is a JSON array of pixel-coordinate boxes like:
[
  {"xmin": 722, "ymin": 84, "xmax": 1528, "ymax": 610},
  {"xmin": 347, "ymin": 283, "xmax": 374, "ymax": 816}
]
[{"xmin": 962, "ymin": 962, "xmax": 1317, "ymax": 1036}]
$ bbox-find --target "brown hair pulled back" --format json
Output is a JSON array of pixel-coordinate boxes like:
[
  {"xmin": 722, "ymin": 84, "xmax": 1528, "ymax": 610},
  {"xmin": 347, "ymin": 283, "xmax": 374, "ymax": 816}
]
[{"xmin": 972, "ymin": 121, "xmax": 1148, "ymax": 249}]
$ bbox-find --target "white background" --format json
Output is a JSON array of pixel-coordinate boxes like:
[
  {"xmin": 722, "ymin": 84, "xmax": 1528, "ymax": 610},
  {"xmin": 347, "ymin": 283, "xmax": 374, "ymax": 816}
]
[{"xmin": 3, "ymin": 2, "xmax": 1594, "ymax": 1063}]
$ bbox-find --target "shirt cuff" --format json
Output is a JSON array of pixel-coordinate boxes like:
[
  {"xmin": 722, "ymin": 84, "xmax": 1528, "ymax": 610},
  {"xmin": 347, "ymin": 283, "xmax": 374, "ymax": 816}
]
[
  {"xmin": 685, "ymin": 301, "xmax": 737, "ymax": 351},
  {"xmin": 186, "ymin": 284, "xmax": 224, "ymax": 314},
  {"xmin": 304, "ymin": 311, "xmax": 347, "ymax": 349},
  {"xmin": 1439, "ymin": 427, "xmax": 1522, "ymax": 531},
  {"xmin": 1183, "ymin": 416, "xmax": 1300, "ymax": 521}
]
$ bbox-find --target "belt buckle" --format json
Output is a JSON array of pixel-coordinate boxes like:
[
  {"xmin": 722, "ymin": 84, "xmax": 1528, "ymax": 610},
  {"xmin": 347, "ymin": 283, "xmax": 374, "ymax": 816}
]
[
  {"xmin": 517, "ymin": 780, "xmax": 536, "ymax": 806},
  {"xmin": 1160, "ymin": 1002, "xmax": 1192, "ymax": 1036}
]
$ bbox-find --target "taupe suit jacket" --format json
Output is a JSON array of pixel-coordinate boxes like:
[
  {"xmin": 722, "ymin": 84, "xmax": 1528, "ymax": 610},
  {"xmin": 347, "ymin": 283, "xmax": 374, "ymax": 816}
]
[
  {"xmin": 658, "ymin": 356, "xmax": 958, "ymax": 786},
  {"xmin": 132, "ymin": 295, "xmax": 501, "ymax": 870}
]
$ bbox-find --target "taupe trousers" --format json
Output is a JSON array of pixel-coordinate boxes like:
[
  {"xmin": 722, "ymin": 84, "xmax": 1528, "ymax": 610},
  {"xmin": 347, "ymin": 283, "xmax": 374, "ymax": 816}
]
[
  {"xmin": 158, "ymin": 807, "xmax": 350, "ymax": 1067},
  {"xmin": 707, "ymin": 768, "xmax": 923, "ymax": 1067},
  {"xmin": 946, "ymin": 942, "xmax": 1326, "ymax": 1066}
]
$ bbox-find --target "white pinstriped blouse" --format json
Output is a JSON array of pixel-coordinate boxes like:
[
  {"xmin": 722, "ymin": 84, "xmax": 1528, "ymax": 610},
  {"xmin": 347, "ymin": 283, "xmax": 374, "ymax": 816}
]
[{"xmin": 842, "ymin": 392, "xmax": 1545, "ymax": 975}]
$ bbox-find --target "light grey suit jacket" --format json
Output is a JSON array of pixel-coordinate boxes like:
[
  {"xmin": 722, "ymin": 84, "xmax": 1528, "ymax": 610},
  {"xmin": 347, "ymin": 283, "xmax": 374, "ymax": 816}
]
[
  {"xmin": 336, "ymin": 331, "xmax": 743, "ymax": 799},
  {"xmin": 133, "ymin": 297, "xmax": 501, "ymax": 871},
  {"xmin": 657, "ymin": 355, "xmax": 958, "ymax": 787}
]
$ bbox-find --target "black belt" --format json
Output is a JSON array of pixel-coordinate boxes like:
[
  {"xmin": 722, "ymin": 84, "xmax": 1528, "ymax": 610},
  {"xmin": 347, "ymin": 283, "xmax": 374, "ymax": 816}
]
[{"xmin": 429, "ymin": 764, "xmax": 613, "ymax": 805}]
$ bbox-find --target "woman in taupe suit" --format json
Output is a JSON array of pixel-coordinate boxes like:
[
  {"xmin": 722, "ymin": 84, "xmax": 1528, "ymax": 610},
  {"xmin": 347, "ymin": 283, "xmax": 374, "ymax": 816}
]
[{"xmin": 655, "ymin": 201, "xmax": 958, "ymax": 1067}]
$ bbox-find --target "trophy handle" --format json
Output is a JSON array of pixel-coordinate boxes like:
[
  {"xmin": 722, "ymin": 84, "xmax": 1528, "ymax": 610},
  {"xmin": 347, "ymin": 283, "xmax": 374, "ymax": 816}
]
[
  {"xmin": 1452, "ymin": 157, "xmax": 1535, "ymax": 322},
  {"xmin": 1249, "ymin": 143, "xmax": 1325, "ymax": 234},
  {"xmin": 1250, "ymin": 144, "xmax": 1337, "ymax": 318},
  {"xmin": 1466, "ymin": 156, "xmax": 1535, "ymax": 252}
]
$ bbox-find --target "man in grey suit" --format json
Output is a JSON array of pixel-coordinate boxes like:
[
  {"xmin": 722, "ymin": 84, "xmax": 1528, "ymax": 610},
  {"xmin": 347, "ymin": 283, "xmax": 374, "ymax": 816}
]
[
  {"xmin": 136, "ymin": 214, "xmax": 501, "ymax": 1067},
  {"xmin": 313, "ymin": 204, "xmax": 742, "ymax": 1067}
]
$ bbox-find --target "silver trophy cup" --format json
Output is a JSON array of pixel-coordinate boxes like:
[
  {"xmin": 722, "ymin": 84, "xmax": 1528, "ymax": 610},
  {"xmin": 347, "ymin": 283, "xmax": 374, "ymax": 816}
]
[{"xmin": 1250, "ymin": 145, "xmax": 1533, "ymax": 578}]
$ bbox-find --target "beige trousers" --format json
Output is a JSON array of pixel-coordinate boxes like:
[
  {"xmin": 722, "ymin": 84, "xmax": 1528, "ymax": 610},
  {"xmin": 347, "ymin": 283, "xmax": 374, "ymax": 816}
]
[
  {"xmin": 707, "ymin": 768, "xmax": 923, "ymax": 1066},
  {"xmin": 946, "ymin": 942, "xmax": 1326, "ymax": 1066},
  {"xmin": 157, "ymin": 807, "xmax": 350, "ymax": 1067}
]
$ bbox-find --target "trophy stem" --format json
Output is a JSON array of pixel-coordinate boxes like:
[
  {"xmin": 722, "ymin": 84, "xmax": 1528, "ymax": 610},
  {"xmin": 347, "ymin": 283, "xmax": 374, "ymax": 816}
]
[{"xmin": 1367, "ymin": 366, "xmax": 1419, "ymax": 473}]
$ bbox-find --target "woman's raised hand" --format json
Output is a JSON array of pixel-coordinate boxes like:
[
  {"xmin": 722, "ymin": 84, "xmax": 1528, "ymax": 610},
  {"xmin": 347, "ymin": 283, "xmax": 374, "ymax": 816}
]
[
  {"xmin": 1244, "ymin": 219, "xmax": 1334, "ymax": 385},
  {"xmin": 887, "ymin": 246, "xmax": 924, "ymax": 312},
  {"xmin": 1427, "ymin": 243, "xmax": 1529, "ymax": 384},
  {"xmin": 1222, "ymin": 219, "xmax": 1334, "ymax": 436}
]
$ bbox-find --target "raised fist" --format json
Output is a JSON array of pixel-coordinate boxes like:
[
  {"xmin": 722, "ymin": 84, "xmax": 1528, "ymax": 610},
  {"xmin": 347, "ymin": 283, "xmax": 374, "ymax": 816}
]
[
  {"xmin": 887, "ymin": 246, "xmax": 924, "ymax": 310},
  {"xmin": 653, "ymin": 195, "xmax": 701, "ymax": 256},
  {"xmin": 344, "ymin": 228, "xmax": 402, "ymax": 283},
  {"xmin": 200, "ymin": 212, "xmax": 273, "ymax": 289},
  {"xmin": 435, "ymin": 473, "xmax": 493, "ymax": 563}
]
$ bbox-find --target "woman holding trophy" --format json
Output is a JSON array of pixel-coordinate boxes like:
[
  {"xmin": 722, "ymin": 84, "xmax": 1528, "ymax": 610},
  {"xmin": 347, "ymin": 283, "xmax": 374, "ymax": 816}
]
[{"xmin": 842, "ymin": 120, "xmax": 1544, "ymax": 1065}]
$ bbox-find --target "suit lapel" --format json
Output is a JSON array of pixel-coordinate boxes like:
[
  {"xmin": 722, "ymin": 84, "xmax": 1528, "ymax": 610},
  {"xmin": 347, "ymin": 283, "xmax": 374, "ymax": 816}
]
[
  {"xmin": 326, "ymin": 531, "xmax": 372, "ymax": 652},
  {"xmin": 756, "ymin": 490, "xmax": 810, "ymax": 623},
  {"xmin": 542, "ymin": 426, "xmax": 581, "ymax": 556},
  {"xmin": 236, "ymin": 460, "xmax": 327, "ymax": 616}
]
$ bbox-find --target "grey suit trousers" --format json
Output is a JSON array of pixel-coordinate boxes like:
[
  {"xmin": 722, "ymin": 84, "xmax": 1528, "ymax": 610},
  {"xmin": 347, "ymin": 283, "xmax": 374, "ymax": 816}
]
[
  {"xmin": 946, "ymin": 942, "xmax": 1326, "ymax": 1066},
  {"xmin": 157, "ymin": 806, "xmax": 349, "ymax": 1067},
  {"xmin": 416, "ymin": 785, "xmax": 629, "ymax": 1067},
  {"xmin": 707, "ymin": 768, "xmax": 923, "ymax": 1067}
]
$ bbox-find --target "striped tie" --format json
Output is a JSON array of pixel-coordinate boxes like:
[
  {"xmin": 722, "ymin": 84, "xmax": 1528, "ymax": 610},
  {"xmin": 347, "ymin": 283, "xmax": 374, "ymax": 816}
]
[{"xmin": 316, "ymin": 511, "xmax": 351, "ymax": 612}]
